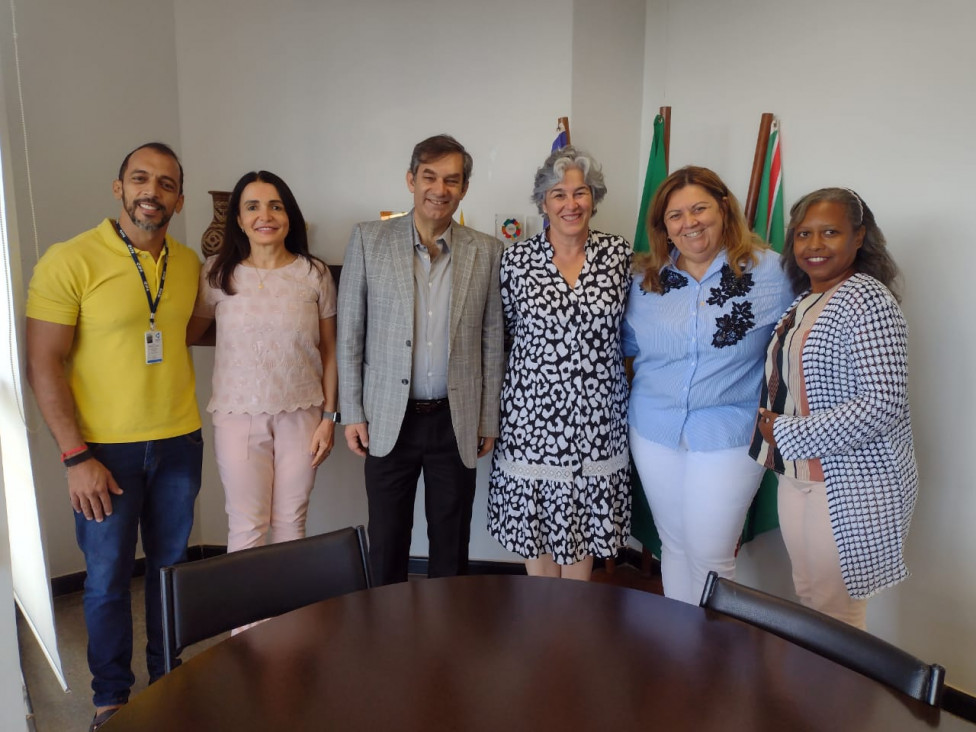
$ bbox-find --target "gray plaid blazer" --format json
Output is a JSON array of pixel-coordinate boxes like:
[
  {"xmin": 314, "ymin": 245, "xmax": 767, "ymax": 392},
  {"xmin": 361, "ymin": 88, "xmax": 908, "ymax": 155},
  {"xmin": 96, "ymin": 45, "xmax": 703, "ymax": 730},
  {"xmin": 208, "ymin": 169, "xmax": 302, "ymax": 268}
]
[{"xmin": 337, "ymin": 213, "xmax": 504, "ymax": 468}]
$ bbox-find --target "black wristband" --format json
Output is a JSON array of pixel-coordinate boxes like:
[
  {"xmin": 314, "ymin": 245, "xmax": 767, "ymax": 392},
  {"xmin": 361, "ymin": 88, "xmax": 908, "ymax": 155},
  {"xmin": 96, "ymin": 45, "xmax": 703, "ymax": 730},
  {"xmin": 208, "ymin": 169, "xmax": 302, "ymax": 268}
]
[{"xmin": 62, "ymin": 449, "xmax": 94, "ymax": 467}]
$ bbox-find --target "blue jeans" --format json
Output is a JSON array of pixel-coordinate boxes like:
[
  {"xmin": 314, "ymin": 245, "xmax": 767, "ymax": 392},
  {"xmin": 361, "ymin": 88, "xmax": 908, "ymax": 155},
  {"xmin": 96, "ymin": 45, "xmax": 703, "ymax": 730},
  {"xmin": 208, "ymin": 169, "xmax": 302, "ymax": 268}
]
[{"xmin": 75, "ymin": 430, "xmax": 202, "ymax": 707}]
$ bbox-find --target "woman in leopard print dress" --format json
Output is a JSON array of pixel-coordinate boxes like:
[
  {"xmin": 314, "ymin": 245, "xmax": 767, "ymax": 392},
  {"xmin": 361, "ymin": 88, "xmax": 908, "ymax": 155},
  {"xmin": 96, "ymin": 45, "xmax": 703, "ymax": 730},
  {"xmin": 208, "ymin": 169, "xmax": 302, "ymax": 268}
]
[{"xmin": 487, "ymin": 146, "xmax": 631, "ymax": 580}]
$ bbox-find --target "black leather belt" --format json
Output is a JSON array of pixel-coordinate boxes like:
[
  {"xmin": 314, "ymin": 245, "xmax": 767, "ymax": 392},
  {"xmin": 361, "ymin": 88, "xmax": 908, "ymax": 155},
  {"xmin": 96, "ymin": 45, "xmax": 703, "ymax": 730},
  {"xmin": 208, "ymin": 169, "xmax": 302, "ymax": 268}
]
[{"xmin": 407, "ymin": 398, "xmax": 449, "ymax": 415}]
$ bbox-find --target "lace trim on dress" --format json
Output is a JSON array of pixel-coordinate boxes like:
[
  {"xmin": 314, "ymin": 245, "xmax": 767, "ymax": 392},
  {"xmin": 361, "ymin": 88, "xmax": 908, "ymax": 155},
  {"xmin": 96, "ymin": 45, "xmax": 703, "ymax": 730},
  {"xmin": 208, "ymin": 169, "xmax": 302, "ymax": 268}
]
[
  {"xmin": 583, "ymin": 451, "xmax": 629, "ymax": 476},
  {"xmin": 496, "ymin": 451, "xmax": 629, "ymax": 483},
  {"xmin": 207, "ymin": 398, "xmax": 325, "ymax": 416}
]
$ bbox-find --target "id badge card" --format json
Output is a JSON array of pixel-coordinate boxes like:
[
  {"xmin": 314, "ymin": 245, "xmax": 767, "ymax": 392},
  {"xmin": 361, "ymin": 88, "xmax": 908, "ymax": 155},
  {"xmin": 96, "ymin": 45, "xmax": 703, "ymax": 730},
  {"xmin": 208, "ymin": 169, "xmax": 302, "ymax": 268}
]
[{"xmin": 145, "ymin": 330, "xmax": 163, "ymax": 364}]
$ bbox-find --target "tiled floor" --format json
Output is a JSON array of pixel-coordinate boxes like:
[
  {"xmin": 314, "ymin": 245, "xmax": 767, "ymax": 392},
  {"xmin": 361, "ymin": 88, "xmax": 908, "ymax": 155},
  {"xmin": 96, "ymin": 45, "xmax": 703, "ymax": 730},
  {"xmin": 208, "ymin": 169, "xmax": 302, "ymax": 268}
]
[
  {"xmin": 17, "ymin": 578, "xmax": 226, "ymax": 732},
  {"xmin": 18, "ymin": 561, "xmax": 662, "ymax": 731}
]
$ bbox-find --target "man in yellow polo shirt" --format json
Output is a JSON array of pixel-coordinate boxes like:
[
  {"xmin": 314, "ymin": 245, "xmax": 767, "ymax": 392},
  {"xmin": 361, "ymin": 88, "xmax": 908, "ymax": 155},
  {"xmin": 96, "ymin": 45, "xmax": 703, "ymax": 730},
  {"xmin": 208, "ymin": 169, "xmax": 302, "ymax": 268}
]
[{"xmin": 25, "ymin": 142, "xmax": 202, "ymax": 731}]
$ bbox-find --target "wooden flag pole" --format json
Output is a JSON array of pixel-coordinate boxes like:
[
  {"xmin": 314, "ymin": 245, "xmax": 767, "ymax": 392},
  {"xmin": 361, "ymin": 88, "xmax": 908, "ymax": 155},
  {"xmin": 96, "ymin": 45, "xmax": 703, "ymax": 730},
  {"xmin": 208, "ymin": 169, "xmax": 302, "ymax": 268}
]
[
  {"xmin": 745, "ymin": 113, "xmax": 774, "ymax": 227},
  {"xmin": 659, "ymin": 106, "xmax": 671, "ymax": 171},
  {"xmin": 560, "ymin": 116, "xmax": 571, "ymax": 146}
]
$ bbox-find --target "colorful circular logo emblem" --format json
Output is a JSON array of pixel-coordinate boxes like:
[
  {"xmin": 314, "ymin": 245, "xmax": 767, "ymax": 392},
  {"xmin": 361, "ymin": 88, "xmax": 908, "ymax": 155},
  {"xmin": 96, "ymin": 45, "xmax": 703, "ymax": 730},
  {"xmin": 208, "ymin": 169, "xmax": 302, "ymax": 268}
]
[{"xmin": 501, "ymin": 218, "xmax": 523, "ymax": 241}]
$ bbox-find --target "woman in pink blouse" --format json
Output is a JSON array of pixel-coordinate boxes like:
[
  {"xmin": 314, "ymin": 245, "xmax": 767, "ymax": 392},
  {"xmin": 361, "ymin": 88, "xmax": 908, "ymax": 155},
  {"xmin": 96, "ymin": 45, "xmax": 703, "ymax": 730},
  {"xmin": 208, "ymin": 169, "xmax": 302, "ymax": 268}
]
[{"xmin": 188, "ymin": 171, "xmax": 338, "ymax": 552}]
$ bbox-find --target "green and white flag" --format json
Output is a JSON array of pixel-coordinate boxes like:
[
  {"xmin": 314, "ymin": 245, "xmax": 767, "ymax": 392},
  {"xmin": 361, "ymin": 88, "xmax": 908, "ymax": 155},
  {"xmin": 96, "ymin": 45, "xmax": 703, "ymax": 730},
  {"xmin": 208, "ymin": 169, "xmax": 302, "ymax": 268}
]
[
  {"xmin": 630, "ymin": 113, "xmax": 669, "ymax": 556},
  {"xmin": 633, "ymin": 114, "xmax": 668, "ymax": 254}
]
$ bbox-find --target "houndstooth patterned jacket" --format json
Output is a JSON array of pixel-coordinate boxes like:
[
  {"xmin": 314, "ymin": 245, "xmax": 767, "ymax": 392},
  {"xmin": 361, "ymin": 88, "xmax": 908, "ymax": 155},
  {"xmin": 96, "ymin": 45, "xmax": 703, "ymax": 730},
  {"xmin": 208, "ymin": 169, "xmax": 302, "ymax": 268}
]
[{"xmin": 773, "ymin": 273, "xmax": 918, "ymax": 598}]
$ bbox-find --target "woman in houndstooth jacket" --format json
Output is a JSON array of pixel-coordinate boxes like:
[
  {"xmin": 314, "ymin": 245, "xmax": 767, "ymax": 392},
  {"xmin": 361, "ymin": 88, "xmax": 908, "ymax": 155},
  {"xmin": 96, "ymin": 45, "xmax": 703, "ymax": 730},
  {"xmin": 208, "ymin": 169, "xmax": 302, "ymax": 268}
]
[{"xmin": 750, "ymin": 188, "xmax": 917, "ymax": 629}]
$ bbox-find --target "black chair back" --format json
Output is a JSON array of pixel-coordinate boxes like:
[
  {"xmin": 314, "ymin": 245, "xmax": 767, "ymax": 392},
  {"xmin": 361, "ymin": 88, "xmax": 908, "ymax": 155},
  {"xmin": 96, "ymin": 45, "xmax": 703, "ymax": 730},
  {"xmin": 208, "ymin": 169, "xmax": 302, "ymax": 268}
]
[
  {"xmin": 942, "ymin": 685, "xmax": 976, "ymax": 723},
  {"xmin": 161, "ymin": 525, "xmax": 371, "ymax": 673},
  {"xmin": 699, "ymin": 571, "xmax": 945, "ymax": 706}
]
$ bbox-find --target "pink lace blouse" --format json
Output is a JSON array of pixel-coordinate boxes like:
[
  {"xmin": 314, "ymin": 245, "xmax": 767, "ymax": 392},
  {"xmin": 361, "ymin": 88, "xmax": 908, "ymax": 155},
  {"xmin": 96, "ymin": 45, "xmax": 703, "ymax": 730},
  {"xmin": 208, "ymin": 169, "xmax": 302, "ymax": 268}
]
[{"xmin": 195, "ymin": 256, "xmax": 337, "ymax": 415}]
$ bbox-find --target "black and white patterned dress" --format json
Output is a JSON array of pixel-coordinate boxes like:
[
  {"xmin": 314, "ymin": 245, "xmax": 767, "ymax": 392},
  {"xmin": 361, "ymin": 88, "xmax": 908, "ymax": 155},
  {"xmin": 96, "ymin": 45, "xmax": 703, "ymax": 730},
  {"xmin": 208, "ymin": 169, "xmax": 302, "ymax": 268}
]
[{"xmin": 488, "ymin": 230, "xmax": 631, "ymax": 563}]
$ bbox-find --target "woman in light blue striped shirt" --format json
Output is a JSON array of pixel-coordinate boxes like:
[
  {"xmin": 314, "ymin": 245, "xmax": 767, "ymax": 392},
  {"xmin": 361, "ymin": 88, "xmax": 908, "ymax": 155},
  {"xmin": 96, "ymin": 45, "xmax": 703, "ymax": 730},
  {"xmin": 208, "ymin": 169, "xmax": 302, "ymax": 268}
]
[{"xmin": 623, "ymin": 166, "xmax": 793, "ymax": 604}]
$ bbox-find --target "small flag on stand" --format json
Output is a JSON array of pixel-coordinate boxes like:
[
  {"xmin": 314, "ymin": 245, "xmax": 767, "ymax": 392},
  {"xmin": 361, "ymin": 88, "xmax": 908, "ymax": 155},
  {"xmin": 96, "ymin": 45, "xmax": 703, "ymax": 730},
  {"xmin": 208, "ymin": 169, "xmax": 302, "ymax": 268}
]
[
  {"xmin": 753, "ymin": 118, "xmax": 784, "ymax": 252},
  {"xmin": 551, "ymin": 119, "xmax": 569, "ymax": 152},
  {"xmin": 544, "ymin": 118, "xmax": 571, "ymax": 230}
]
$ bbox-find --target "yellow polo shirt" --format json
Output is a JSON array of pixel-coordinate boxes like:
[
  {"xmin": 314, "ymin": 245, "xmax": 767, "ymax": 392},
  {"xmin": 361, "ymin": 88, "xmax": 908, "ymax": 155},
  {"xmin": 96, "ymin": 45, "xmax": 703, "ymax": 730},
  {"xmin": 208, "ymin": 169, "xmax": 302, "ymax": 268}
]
[{"xmin": 26, "ymin": 218, "xmax": 202, "ymax": 443}]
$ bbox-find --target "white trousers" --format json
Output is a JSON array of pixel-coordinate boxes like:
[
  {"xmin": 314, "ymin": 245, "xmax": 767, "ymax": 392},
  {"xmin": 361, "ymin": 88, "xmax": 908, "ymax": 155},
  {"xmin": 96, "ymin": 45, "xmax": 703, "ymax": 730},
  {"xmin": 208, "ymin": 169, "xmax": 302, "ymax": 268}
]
[
  {"xmin": 630, "ymin": 428, "xmax": 764, "ymax": 604},
  {"xmin": 778, "ymin": 475, "xmax": 867, "ymax": 629},
  {"xmin": 213, "ymin": 407, "xmax": 321, "ymax": 553}
]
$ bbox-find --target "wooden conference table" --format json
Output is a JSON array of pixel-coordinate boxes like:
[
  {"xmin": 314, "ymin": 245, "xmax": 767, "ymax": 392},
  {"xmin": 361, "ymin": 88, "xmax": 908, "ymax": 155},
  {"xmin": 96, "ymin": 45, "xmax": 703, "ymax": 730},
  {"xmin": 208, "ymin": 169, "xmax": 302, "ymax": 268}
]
[{"xmin": 104, "ymin": 575, "xmax": 970, "ymax": 731}]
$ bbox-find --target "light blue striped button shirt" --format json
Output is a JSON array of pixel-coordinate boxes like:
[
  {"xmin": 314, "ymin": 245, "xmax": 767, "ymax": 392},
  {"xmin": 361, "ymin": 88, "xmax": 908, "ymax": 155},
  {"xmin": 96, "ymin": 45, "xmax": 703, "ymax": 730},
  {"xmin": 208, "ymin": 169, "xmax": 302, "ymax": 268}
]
[{"xmin": 622, "ymin": 248, "xmax": 794, "ymax": 451}]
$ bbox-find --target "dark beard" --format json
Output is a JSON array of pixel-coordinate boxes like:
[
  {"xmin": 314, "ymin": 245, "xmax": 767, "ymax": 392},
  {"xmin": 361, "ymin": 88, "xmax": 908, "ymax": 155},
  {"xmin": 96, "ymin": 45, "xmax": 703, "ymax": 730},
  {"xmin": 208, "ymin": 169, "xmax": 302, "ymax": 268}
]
[{"xmin": 122, "ymin": 193, "xmax": 172, "ymax": 232}]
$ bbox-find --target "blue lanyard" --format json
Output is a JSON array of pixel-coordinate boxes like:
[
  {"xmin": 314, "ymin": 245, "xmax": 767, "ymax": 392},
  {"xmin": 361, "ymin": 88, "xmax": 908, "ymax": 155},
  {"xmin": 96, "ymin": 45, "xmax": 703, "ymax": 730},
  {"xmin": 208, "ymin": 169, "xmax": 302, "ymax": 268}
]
[{"xmin": 114, "ymin": 220, "xmax": 168, "ymax": 330}]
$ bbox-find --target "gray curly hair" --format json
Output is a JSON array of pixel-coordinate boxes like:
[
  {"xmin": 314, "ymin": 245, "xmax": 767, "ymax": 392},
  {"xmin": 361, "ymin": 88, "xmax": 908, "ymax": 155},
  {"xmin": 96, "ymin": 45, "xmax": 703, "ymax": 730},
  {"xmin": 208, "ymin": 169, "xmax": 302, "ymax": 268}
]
[{"xmin": 531, "ymin": 145, "xmax": 607, "ymax": 215}]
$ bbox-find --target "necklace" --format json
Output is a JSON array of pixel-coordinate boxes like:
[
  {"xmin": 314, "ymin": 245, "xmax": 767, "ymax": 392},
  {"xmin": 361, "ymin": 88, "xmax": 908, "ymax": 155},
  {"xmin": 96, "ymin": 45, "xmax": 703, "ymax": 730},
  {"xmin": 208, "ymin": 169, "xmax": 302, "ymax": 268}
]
[{"xmin": 246, "ymin": 253, "xmax": 294, "ymax": 290}]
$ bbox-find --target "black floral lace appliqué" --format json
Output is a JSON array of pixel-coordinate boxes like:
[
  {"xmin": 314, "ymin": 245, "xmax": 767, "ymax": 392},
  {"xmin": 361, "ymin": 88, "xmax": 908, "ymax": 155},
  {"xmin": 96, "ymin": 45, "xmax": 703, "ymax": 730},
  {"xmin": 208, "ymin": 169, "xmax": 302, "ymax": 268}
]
[
  {"xmin": 713, "ymin": 301, "xmax": 755, "ymax": 348},
  {"xmin": 706, "ymin": 265, "xmax": 754, "ymax": 306},
  {"xmin": 658, "ymin": 268, "xmax": 689, "ymax": 295}
]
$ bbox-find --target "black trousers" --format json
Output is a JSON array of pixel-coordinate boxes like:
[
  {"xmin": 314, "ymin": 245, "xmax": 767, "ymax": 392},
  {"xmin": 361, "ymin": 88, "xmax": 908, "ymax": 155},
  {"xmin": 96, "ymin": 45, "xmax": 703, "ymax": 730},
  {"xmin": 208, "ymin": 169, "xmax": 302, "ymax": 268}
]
[{"xmin": 364, "ymin": 404, "xmax": 477, "ymax": 585}]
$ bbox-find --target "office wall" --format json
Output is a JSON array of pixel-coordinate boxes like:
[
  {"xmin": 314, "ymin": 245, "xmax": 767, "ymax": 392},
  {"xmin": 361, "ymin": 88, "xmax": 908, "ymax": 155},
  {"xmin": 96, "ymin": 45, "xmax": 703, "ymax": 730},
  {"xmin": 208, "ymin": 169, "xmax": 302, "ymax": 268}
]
[
  {"xmin": 641, "ymin": 0, "xmax": 976, "ymax": 688},
  {"xmin": 9, "ymin": 0, "xmax": 974, "ymax": 695},
  {"xmin": 7, "ymin": 1, "xmax": 186, "ymax": 578},
  {"xmin": 15, "ymin": 0, "xmax": 648, "ymax": 573},
  {"xmin": 571, "ymin": 0, "xmax": 646, "ymax": 235},
  {"xmin": 172, "ymin": 0, "xmax": 646, "ymax": 560}
]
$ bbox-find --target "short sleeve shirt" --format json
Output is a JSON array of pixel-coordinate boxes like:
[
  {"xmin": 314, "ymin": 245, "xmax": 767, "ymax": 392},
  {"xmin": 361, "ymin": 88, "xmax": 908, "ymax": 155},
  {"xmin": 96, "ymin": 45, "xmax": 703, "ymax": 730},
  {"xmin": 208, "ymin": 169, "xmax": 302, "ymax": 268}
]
[
  {"xmin": 26, "ymin": 218, "xmax": 201, "ymax": 442},
  {"xmin": 195, "ymin": 256, "xmax": 337, "ymax": 414}
]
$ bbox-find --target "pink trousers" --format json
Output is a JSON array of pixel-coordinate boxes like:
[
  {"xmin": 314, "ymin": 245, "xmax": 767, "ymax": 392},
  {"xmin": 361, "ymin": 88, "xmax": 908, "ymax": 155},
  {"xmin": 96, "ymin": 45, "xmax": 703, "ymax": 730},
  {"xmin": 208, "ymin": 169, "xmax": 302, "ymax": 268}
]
[
  {"xmin": 212, "ymin": 407, "xmax": 321, "ymax": 553},
  {"xmin": 778, "ymin": 475, "xmax": 867, "ymax": 629}
]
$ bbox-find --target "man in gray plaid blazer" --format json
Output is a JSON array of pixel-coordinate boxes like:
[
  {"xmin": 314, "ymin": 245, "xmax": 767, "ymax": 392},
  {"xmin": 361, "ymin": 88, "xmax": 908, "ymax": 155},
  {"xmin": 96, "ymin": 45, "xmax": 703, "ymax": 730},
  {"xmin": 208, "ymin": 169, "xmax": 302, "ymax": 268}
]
[{"xmin": 337, "ymin": 135, "xmax": 504, "ymax": 585}]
